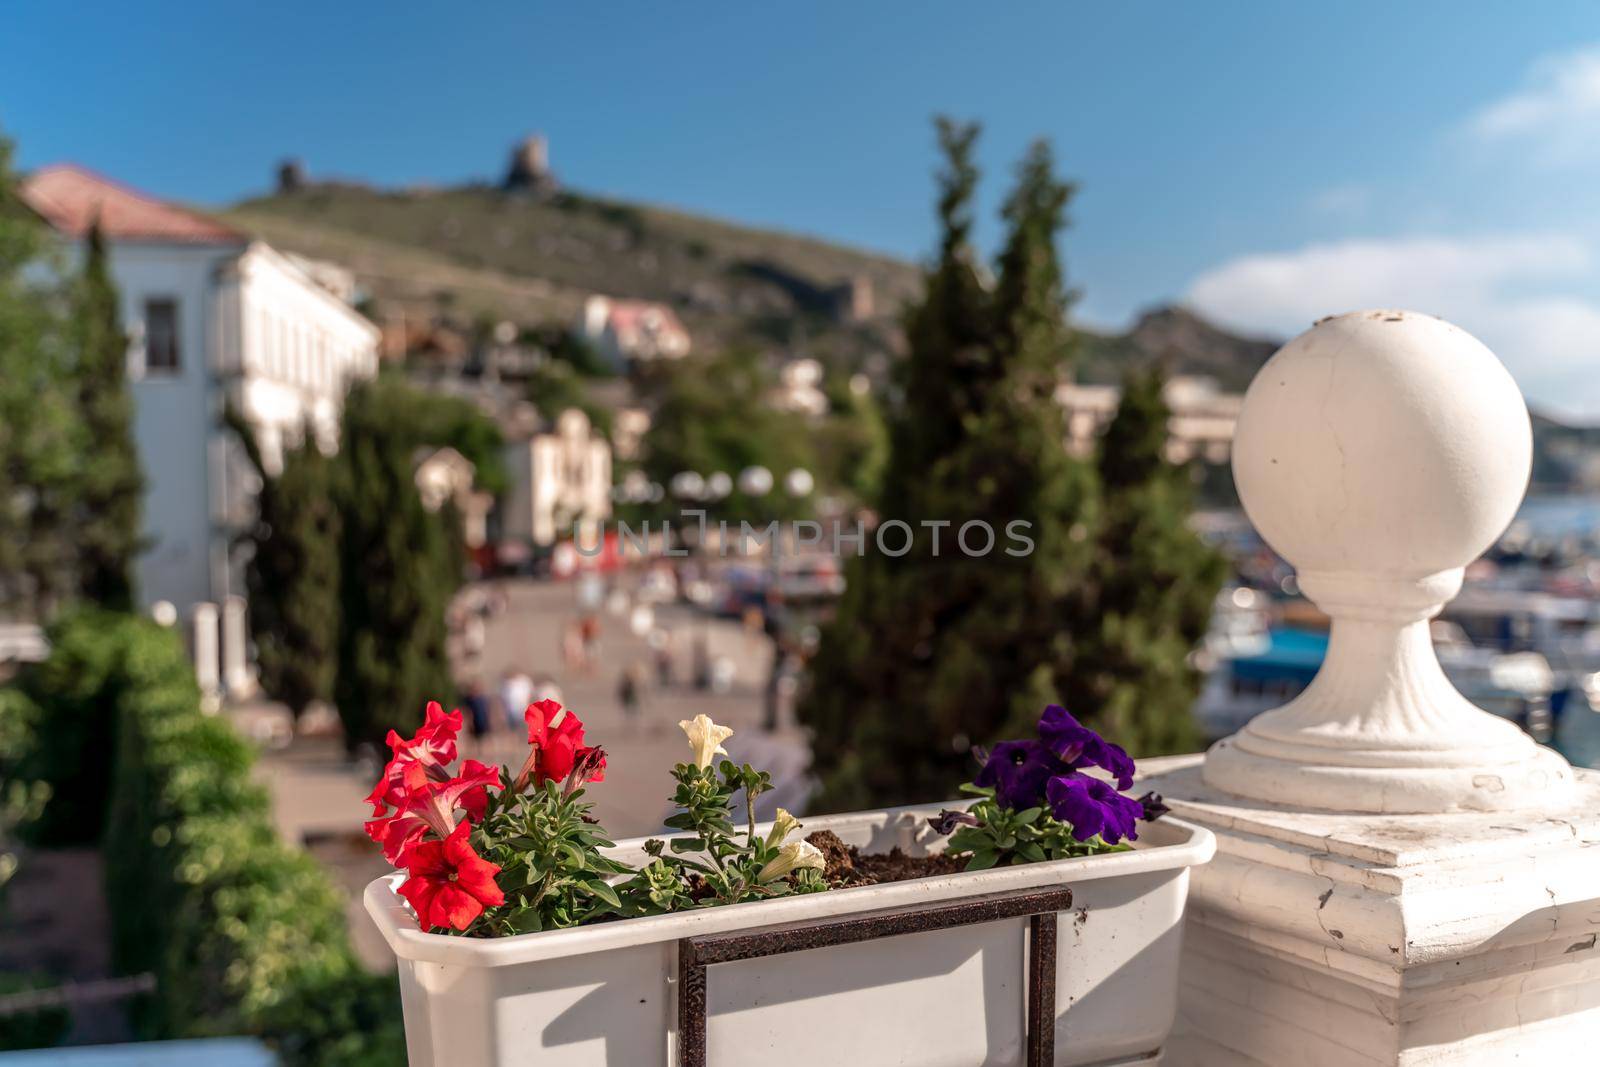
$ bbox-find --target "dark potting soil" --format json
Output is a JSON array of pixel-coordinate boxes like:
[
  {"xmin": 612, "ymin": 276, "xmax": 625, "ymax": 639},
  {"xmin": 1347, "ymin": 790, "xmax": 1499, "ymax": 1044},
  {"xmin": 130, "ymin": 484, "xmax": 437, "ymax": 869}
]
[{"xmin": 805, "ymin": 829, "xmax": 970, "ymax": 888}]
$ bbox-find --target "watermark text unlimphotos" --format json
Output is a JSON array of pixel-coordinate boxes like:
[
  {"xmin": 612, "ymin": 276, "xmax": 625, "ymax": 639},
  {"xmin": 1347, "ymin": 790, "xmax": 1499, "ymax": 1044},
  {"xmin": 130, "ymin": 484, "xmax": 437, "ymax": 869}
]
[{"xmin": 574, "ymin": 511, "xmax": 1035, "ymax": 558}]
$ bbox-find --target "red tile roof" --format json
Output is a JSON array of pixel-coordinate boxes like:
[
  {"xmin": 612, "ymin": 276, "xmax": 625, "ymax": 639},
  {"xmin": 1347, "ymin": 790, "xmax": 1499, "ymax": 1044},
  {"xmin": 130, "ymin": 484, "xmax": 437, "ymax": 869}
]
[
  {"xmin": 20, "ymin": 164, "xmax": 245, "ymax": 245},
  {"xmin": 604, "ymin": 299, "xmax": 689, "ymax": 341}
]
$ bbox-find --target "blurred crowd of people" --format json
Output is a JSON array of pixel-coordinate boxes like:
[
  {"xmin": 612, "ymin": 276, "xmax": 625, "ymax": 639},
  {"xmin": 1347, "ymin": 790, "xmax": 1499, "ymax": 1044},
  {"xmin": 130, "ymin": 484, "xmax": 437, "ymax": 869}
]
[{"xmin": 442, "ymin": 555, "xmax": 821, "ymax": 756}]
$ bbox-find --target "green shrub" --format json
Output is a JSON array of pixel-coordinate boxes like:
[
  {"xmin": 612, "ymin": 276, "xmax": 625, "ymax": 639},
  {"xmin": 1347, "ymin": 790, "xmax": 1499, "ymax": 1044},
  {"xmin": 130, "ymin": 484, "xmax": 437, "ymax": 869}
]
[
  {"xmin": 8, "ymin": 611, "xmax": 132, "ymax": 844},
  {"xmin": 0, "ymin": 972, "xmax": 71, "ymax": 1051},
  {"xmin": 0, "ymin": 687, "xmax": 49, "ymax": 908},
  {"xmin": 10, "ymin": 608, "xmax": 402, "ymax": 1065}
]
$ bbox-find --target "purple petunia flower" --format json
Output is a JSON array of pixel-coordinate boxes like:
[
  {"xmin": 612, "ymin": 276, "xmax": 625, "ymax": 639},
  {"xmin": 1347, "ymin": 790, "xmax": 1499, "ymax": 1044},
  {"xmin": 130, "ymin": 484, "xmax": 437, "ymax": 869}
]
[
  {"xmin": 1038, "ymin": 705, "xmax": 1136, "ymax": 790},
  {"xmin": 927, "ymin": 809, "xmax": 982, "ymax": 836},
  {"xmin": 974, "ymin": 739, "xmax": 1062, "ymax": 810},
  {"xmin": 1045, "ymin": 772, "xmax": 1145, "ymax": 844},
  {"xmin": 1136, "ymin": 791, "xmax": 1170, "ymax": 822}
]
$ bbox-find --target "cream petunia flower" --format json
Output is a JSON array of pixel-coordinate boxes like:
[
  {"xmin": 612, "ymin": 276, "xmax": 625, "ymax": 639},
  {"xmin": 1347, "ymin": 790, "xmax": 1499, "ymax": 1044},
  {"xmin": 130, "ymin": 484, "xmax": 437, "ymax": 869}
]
[
  {"xmin": 764, "ymin": 808, "xmax": 801, "ymax": 849},
  {"xmin": 757, "ymin": 839, "xmax": 825, "ymax": 883},
  {"xmin": 678, "ymin": 714, "xmax": 734, "ymax": 770}
]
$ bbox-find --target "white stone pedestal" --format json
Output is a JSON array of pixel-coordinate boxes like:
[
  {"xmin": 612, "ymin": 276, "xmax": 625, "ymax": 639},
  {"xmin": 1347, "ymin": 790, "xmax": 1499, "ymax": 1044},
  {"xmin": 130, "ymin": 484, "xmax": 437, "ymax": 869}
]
[
  {"xmin": 1151, "ymin": 310, "xmax": 1600, "ymax": 1062},
  {"xmin": 1144, "ymin": 755, "xmax": 1600, "ymax": 1065},
  {"xmin": 221, "ymin": 594, "xmax": 256, "ymax": 701},
  {"xmin": 191, "ymin": 600, "xmax": 221, "ymax": 707}
]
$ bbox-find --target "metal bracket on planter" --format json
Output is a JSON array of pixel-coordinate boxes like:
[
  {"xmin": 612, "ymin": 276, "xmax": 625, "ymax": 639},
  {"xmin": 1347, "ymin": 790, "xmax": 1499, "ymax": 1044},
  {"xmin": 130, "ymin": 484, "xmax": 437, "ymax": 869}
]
[{"xmin": 675, "ymin": 884, "xmax": 1073, "ymax": 1067}]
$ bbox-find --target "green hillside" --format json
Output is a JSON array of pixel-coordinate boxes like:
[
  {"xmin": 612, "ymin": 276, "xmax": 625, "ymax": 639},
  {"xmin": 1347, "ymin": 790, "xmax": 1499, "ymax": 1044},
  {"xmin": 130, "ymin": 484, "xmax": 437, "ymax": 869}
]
[
  {"xmin": 225, "ymin": 184, "xmax": 920, "ymax": 363},
  {"xmin": 225, "ymin": 182, "xmax": 1297, "ymax": 387}
]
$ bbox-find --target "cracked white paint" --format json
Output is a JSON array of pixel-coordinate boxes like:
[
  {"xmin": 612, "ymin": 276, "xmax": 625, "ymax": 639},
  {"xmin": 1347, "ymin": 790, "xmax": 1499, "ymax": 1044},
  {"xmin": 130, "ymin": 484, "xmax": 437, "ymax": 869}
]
[{"xmin": 1144, "ymin": 756, "xmax": 1600, "ymax": 1065}]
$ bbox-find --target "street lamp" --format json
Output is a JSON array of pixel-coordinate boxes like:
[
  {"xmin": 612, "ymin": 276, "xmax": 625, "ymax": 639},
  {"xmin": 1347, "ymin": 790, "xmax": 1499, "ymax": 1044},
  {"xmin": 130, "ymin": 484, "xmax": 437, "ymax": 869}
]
[
  {"xmin": 670, "ymin": 471, "xmax": 705, "ymax": 500},
  {"xmin": 613, "ymin": 470, "xmax": 651, "ymax": 505},
  {"xmin": 738, "ymin": 465, "xmax": 774, "ymax": 497}
]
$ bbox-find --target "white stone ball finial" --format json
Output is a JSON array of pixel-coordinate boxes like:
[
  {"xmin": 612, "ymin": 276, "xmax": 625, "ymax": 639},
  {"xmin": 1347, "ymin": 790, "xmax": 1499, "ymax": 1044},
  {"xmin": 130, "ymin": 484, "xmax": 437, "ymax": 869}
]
[{"xmin": 1204, "ymin": 310, "xmax": 1573, "ymax": 813}]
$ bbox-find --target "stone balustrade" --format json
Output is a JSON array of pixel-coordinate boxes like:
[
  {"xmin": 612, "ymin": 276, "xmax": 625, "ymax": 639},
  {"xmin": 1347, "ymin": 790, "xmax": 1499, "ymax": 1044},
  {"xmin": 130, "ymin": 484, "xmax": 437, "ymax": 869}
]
[{"xmin": 1146, "ymin": 310, "xmax": 1600, "ymax": 1065}]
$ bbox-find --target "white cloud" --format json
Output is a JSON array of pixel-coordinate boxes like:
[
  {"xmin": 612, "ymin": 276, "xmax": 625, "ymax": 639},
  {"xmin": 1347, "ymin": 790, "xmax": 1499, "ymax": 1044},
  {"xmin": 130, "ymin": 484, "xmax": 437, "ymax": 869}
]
[
  {"xmin": 1186, "ymin": 234, "xmax": 1588, "ymax": 331},
  {"xmin": 1185, "ymin": 234, "xmax": 1600, "ymax": 419},
  {"xmin": 1466, "ymin": 44, "xmax": 1600, "ymax": 159}
]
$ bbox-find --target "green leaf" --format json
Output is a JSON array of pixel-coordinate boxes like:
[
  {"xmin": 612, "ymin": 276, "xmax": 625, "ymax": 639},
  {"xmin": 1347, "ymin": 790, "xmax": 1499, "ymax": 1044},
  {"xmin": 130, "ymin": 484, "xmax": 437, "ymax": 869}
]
[{"xmin": 584, "ymin": 879, "xmax": 622, "ymax": 909}]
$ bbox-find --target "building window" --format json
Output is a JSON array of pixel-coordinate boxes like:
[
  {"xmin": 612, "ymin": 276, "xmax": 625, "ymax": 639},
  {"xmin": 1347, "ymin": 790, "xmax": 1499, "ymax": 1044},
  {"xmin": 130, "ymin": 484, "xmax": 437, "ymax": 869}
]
[{"xmin": 145, "ymin": 298, "xmax": 180, "ymax": 373}]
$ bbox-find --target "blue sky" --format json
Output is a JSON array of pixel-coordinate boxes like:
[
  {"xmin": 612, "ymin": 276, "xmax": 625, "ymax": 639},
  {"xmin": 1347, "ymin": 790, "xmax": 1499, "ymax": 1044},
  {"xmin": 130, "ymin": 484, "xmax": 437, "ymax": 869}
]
[{"xmin": 8, "ymin": 3, "xmax": 1600, "ymax": 414}]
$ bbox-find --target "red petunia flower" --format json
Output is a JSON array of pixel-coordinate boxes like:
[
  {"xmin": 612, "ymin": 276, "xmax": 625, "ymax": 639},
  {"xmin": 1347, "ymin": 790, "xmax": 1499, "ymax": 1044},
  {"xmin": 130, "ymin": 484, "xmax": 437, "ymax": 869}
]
[
  {"xmin": 365, "ymin": 758, "xmax": 500, "ymax": 865},
  {"xmin": 365, "ymin": 701, "xmax": 464, "ymax": 816},
  {"xmin": 397, "ymin": 822, "xmax": 505, "ymax": 931},
  {"xmin": 557, "ymin": 745, "xmax": 609, "ymax": 799},
  {"xmin": 515, "ymin": 699, "xmax": 596, "ymax": 789},
  {"xmin": 574, "ymin": 745, "xmax": 606, "ymax": 786}
]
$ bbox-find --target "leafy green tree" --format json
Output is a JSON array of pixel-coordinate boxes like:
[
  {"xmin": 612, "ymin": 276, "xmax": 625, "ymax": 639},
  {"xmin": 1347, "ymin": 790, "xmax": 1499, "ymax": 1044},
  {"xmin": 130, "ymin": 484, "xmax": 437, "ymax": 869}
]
[
  {"xmin": 640, "ymin": 348, "xmax": 818, "ymax": 524},
  {"xmin": 229, "ymin": 411, "xmax": 340, "ymax": 723},
  {"xmin": 801, "ymin": 125, "xmax": 1097, "ymax": 809},
  {"xmin": 1061, "ymin": 366, "xmax": 1227, "ymax": 756},
  {"xmin": 0, "ymin": 130, "xmax": 82, "ymax": 614},
  {"xmin": 69, "ymin": 221, "xmax": 145, "ymax": 610},
  {"xmin": 331, "ymin": 378, "xmax": 463, "ymax": 749},
  {"xmin": 526, "ymin": 360, "xmax": 612, "ymax": 439},
  {"xmin": 400, "ymin": 380, "xmax": 508, "ymax": 497},
  {"xmin": 539, "ymin": 323, "xmax": 613, "ymax": 379},
  {"xmin": 815, "ymin": 368, "xmax": 888, "ymax": 505}
]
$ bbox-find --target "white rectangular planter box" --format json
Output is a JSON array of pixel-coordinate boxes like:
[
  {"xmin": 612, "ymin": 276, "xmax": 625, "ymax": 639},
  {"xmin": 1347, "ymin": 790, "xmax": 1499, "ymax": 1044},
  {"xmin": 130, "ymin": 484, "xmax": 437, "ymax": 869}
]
[{"xmin": 364, "ymin": 801, "xmax": 1215, "ymax": 1067}]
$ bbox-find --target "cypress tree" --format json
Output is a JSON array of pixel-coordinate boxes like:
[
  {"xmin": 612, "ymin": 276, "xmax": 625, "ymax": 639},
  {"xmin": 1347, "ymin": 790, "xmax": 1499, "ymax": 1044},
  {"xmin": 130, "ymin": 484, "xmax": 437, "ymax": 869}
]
[
  {"xmin": 1061, "ymin": 366, "xmax": 1227, "ymax": 756},
  {"xmin": 70, "ymin": 221, "xmax": 145, "ymax": 610},
  {"xmin": 876, "ymin": 119, "xmax": 990, "ymax": 519},
  {"xmin": 0, "ymin": 129, "xmax": 82, "ymax": 614},
  {"xmin": 801, "ymin": 126, "xmax": 1095, "ymax": 809},
  {"xmin": 332, "ymin": 379, "xmax": 460, "ymax": 749},
  {"xmin": 231, "ymin": 412, "xmax": 340, "ymax": 724}
]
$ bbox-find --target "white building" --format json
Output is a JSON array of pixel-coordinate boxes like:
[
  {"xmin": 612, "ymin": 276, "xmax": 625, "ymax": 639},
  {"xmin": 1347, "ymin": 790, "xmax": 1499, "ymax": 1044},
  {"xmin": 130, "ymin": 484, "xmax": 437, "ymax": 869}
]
[
  {"xmin": 610, "ymin": 406, "xmax": 652, "ymax": 462},
  {"xmin": 1056, "ymin": 374, "xmax": 1242, "ymax": 464},
  {"xmin": 501, "ymin": 409, "xmax": 612, "ymax": 547},
  {"xmin": 575, "ymin": 294, "xmax": 691, "ymax": 370},
  {"xmin": 770, "ymin": 357, "xmax": 829, "ymax": 418},
  {"xmin": 413, "ymin": 446, "xmax": 494, "ymax": 551},
  {"xmin": 21, "ymin": 164, "xmax": 380, "ymax": 619}
]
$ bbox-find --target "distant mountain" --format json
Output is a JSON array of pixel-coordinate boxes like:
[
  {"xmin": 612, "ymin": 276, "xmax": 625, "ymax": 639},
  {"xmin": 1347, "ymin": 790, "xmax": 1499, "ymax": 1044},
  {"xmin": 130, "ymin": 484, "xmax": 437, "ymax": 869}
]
[
  {"xmin": 1077, "ymin": 306, "xmax": 1279, "ymax": 391},
  {"xmin": 225, "ymin": 183, "xmax": 1600, "ymax": 490},
  {"xmin": 1530, "ymin": 412, "xmax": 1600, "ymax": 492}
]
